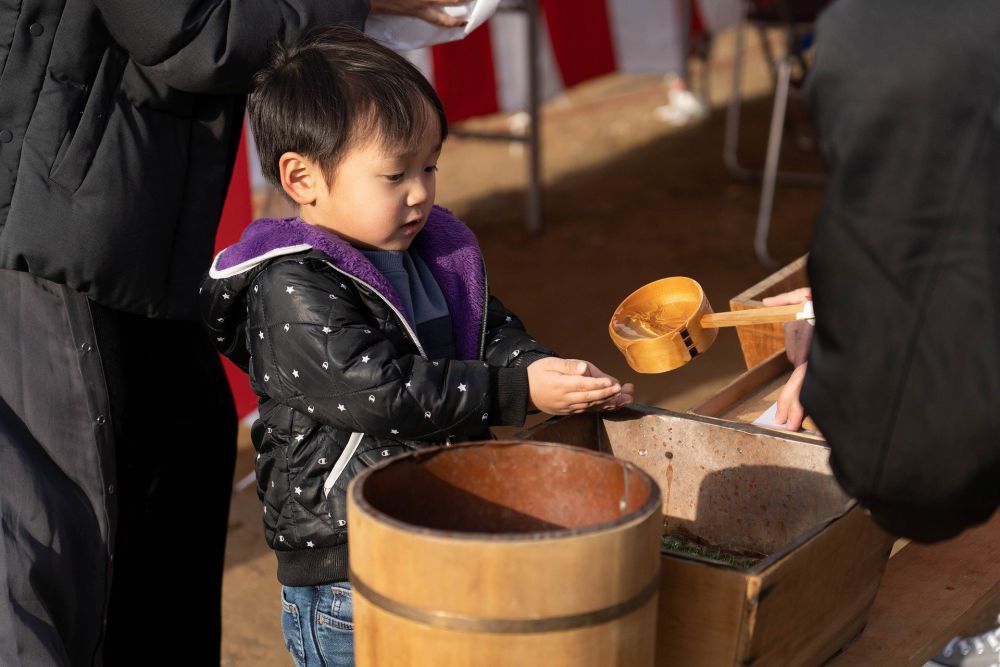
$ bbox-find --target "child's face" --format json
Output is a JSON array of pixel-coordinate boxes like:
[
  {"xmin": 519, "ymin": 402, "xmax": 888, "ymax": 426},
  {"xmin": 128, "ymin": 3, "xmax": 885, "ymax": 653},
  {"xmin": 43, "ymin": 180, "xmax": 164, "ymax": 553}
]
[{"xmin": 303, "ymin": 121, "xmax": 441, "ymax": 251}]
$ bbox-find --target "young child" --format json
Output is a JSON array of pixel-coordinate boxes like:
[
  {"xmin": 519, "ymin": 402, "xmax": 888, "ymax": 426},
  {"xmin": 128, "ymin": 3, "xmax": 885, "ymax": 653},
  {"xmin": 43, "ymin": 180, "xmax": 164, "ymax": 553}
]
[{"xmin": 200, "ymin": 25, "xmax": 632, "ymax": 667}]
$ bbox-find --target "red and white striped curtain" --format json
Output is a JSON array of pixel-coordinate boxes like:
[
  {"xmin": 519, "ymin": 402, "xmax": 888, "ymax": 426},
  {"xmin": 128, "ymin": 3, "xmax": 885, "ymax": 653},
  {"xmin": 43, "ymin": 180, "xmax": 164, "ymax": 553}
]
[{"xmin": 405, "ymin": 0, "xmax": 741, "ymax": 122}]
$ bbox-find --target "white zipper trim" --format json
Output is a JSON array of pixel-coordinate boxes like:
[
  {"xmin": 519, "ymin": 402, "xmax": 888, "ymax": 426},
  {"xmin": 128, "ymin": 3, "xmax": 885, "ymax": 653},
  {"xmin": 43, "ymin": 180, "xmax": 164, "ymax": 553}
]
[
  {"xmin": 324, "ymin": 431, "xmax": 365, "ymax": 497},
  {"xmin": 321, "ymin": 260, "xmax": 428, "ymax": 359},
  {"xmin": 208, "ymin": 244, "xmax": 314, "ymax": 279},
  {"xmin": 479, "ymin": 262, "xmax": 489, "ymax": 358}
]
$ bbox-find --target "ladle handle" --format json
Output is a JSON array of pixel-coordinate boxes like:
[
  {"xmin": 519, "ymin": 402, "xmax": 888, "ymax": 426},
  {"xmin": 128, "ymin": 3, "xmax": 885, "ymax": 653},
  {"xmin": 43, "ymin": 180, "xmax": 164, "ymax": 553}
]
[{"xmin": 700, "ymin": 303, "xmax": 810, "ymax": 328}]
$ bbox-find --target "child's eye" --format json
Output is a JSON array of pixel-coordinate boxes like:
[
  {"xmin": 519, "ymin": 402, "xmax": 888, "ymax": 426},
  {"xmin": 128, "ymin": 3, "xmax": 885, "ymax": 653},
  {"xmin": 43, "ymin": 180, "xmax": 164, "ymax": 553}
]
[
  {"xmin": 424, "ymin": 165, "xmax": 438, "ymax": 174},
  {"xmin": 385, "ymin": 173, "xmax": 405, "ymax": 183}
]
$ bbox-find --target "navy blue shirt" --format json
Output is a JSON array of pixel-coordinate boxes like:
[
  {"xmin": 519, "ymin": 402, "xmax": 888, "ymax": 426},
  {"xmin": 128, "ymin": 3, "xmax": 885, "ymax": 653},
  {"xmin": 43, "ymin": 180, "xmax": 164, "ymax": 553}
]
[{"xmin": 360, "ymin": 249, "xmax": 456, "ymax": 359}]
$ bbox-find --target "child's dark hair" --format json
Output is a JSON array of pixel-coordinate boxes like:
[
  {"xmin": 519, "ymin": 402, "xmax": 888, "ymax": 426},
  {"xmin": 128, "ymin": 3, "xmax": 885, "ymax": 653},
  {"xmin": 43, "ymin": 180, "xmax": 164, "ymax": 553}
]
[{"xmin": 248, "ymin": 25, "xmax": 448, "ymax": 188}]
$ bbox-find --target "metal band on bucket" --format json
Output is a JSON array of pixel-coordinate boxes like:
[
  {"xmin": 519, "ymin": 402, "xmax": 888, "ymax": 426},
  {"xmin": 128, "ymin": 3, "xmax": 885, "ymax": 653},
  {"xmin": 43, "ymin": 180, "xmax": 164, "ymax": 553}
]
[{"xmin": 349, "ymin": 570, "xmax": 660, "ymax": 633}]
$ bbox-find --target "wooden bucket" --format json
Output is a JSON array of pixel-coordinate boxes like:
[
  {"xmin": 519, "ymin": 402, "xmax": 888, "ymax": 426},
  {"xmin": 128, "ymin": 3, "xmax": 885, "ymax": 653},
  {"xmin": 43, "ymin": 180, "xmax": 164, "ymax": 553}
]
[{"xmin": 348, "ymin": 441, "xmax": 663, "ymax": 667}]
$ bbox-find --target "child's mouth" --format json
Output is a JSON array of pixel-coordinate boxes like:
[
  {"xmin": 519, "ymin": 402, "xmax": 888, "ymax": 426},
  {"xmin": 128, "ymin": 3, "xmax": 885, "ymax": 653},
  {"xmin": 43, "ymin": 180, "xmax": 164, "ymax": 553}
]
[{"xmin": 401, "ymin": 218, "xmax": 423, "ymax": 234}]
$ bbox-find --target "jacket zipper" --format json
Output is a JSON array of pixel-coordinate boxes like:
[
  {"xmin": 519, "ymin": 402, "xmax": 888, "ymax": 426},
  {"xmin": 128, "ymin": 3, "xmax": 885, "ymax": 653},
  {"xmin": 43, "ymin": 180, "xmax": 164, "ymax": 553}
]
[
  {"xmin": 319, "ymin": 261, "xmax": 440, "ymax": 474},
  {"xmin": 324, "ymin": 257, "xmax": 490, "ymax": 447},
  {"xmin": 478, "ymin": 259, "xmax": 489, "ymax": 359},
  {"xmin": 321, "ymin": 260, "xmax": 428, "ymax": 359}
]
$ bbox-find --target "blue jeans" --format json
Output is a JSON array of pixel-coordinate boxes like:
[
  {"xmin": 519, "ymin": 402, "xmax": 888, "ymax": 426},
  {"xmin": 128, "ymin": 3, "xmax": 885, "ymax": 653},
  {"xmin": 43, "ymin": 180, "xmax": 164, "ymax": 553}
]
[{"xmin": 281, "ymin": 582, "xmax": 354, "ymax": 667}]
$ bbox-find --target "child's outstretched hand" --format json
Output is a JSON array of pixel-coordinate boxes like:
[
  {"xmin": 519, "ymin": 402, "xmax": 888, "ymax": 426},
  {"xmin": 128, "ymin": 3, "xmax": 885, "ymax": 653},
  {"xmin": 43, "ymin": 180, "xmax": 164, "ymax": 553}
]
[{"xmin": 527, "ymin": 358, "xmax": 633, "ymax": 415}]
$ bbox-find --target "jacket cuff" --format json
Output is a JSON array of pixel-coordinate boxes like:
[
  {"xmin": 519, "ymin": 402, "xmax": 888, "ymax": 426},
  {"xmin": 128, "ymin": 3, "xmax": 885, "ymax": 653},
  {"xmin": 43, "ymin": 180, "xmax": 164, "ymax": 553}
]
[
  {"xmin": 512, "ymin": 351, "xmax": 552, "ymax": 369},
  {"xmin": 490, "ymin": 366, "xmax": 530, "ymax": 426}
]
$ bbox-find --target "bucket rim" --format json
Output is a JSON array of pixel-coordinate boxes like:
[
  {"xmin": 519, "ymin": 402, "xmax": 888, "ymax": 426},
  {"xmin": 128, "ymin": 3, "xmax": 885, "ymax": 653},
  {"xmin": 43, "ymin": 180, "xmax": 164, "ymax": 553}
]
[{"xmin": 348, "ymin": 440, "xmax": 663, "ymax": 541}]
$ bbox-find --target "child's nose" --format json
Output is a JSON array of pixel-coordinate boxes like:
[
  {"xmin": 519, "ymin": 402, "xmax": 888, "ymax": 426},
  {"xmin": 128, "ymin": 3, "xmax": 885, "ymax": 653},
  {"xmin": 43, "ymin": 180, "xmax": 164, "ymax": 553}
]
[{"xmin": 406, "ymin": 179, "xmax": 429, "ymax": 207}]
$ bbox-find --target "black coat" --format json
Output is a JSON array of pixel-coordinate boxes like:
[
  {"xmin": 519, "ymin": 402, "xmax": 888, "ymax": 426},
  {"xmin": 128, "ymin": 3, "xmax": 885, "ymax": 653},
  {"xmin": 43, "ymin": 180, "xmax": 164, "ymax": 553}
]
[
  {"xmin": 803, "ymin": 0, "xmax": 1000, "ymax": 541},
  {"xmin": 0, "ymin": 0, "xmax": 367, "ymax": 319},
  {"xmin": 200, "ymin": 209, "xmax": 555, "ymax": 585}
]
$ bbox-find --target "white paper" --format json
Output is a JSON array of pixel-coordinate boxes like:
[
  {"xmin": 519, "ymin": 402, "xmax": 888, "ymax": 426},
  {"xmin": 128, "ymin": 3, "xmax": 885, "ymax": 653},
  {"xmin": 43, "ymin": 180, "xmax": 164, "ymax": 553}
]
[
  {"xmin": 365, "ymin": 0, "xmax": 501, "ymax": 51},
  {"xmin": 752, "ymin": 402, "xmax": 815, "ymax": 434}
]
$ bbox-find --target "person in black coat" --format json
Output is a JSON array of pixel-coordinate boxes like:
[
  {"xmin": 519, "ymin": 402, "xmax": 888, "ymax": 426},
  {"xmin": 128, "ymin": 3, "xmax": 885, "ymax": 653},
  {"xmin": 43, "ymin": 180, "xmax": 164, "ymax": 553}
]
[
  {"xmin": 766, "ymin": 6, "xmax": 1000, "ymax": 662},
  {"xmin": 0, "ymin": 2, "xmax": 470, "ymax": 666},
  {"xmin": 200, "ymin": 27, "xmax": 632, "ymax": 666},
  {"xmin": 765, "ymin": 0, "xmax": 1000, "ymax": 545}
]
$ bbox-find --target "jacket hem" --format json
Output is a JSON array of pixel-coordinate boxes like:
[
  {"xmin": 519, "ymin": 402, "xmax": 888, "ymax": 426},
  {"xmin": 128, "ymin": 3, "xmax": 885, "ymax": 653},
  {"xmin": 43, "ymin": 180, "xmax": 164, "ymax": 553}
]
[{"xmin": 276, "ymin": 543, "xmax": 349, "ymax": 586}]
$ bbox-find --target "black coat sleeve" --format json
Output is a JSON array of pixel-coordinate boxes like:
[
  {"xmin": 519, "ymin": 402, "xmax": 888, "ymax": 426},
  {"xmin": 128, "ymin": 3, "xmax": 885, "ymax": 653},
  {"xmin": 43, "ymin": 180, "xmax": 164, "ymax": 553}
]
[
  {"xmin": 92, "ymin": 0, "xmax": 369, "ymax": 93},
  {"xmin": 482, "ymin": 294, "xmax": 557, "ymax": 368},
  {"xmin": 801, "ymin": 0, "xmax": 1000, "ymax": 541},
  {"xmin": 481, "ymin": 294, "xmax": 557, "ymax": 420}
]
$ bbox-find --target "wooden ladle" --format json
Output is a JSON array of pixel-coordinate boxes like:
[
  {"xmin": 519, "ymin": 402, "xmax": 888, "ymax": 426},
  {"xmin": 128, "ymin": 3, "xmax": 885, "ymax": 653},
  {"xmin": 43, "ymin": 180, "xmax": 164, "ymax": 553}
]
[{"xmin": 609, "ymin": 277, "xmax": 813, "ymax": 374}]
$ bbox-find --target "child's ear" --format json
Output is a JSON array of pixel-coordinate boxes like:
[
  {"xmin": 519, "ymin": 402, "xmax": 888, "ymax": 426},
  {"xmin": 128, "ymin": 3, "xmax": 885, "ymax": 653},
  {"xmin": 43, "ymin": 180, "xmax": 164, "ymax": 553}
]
[{"xmin": 278, "ymin": 152, "xmax": 324, "ymax": 205}]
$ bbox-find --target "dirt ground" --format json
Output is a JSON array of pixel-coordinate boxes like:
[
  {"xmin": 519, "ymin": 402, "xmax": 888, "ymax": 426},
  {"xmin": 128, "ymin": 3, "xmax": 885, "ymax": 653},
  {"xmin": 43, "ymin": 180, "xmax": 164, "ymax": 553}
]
[{"xmin": 220, "ymin": 30, "xmax": 826, "ymax": 666}]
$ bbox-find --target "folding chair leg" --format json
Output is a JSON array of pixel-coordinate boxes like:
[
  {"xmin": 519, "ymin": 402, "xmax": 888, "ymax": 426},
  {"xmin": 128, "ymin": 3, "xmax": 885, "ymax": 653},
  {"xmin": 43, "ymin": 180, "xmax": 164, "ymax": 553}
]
[
  {"xmin": 698, "ymin": 54, "xmax": 711, "ymax": 107},
  {"xmin": 449, "ymin": 0, "xmax": 544, "ymax": 234},
  {"xmin": 723, "ymin": 19, "xmax": 825, "ymax": 186},
  {"xmin": 723, "ymin": 17, "xmax": 754, "ymax": 181},
  {"xmin": 524, "ymin": 0, "xmax": 543, "ymax": 235},
  {"xmin": 756, "ymin": 24, "xmax": 779, "ymax": 88},
  {"xmin": 680, "ymin": 0, "xmax": 692, "ymax": 87},
  {"xmin": 754, "ymin": 57, "xmax": 792, "ymax": 268}
]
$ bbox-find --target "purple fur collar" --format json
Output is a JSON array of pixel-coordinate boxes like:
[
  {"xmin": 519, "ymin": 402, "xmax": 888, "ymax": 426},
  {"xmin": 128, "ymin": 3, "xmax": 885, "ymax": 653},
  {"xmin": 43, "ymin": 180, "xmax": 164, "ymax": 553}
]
[{"xmin": 211, "ymin": 206, "xmax": 485, "ymax": 360}]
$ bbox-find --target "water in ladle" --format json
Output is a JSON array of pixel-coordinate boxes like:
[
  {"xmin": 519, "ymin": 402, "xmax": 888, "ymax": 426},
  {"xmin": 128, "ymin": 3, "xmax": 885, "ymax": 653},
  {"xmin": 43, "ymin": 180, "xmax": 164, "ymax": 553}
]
[{"xmin": 612, "ymin": 301, "xmax": 695, "ymax": 339}]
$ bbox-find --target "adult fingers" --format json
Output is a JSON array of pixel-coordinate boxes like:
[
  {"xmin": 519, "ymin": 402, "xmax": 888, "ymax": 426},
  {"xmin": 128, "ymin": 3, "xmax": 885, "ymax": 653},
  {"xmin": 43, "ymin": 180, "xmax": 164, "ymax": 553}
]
[
  {"xmin": 762, "ymin": 287, "xmax": 812, "ymax": 307},
  {"xmin": 371, "ymin": 0, "xmax": 463, "ymax": 14},
  {"xmin": 784, "ymin": 400, "xmax": 806, "ymax": 432},
  {"xmin": 417, "ymin": 7, "xmax": 467, "ymax": 27},
  {"xmin": 775, "ymin": 364, "xmax": 807, "ymax": 430}
]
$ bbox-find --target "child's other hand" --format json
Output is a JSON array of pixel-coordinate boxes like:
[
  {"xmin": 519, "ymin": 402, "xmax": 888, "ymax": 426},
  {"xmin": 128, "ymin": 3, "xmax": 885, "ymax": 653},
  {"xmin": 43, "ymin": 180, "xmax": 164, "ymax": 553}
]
[
  {"xmin": 527, "ymin": 358, "xmax": 628, "ymax": 415},
  {"xmin": 578, "ymin": 361, "xmax": 634, "ymax": 411}
]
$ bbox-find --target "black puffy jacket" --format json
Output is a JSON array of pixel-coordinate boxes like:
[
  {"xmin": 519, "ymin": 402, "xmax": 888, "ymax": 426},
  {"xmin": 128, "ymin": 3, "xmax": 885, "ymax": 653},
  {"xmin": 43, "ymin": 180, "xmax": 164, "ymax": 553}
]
[
  {"xmin": 200, "ymin": 207, "xmax": 554, "ymax": 585},
  {"xmin": 0, "ymin": 0, "xmax": 366, "ymax": 319}
]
